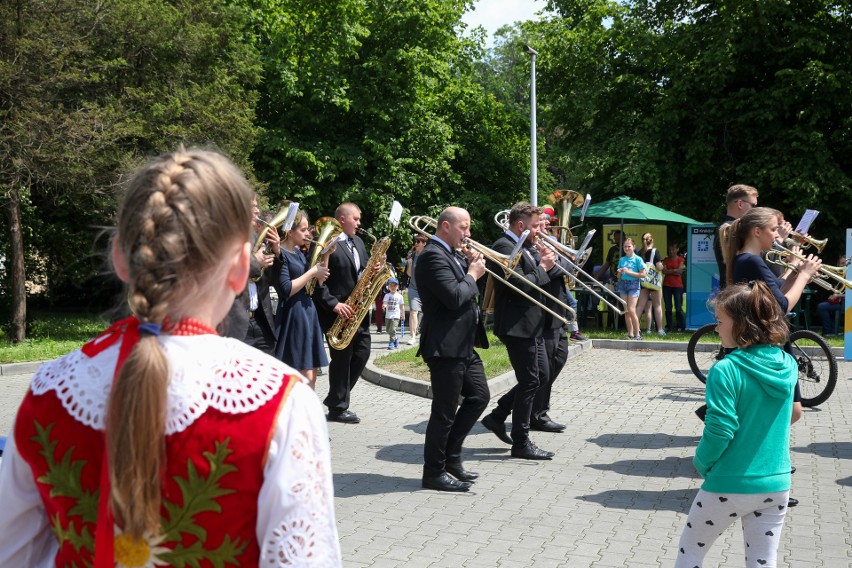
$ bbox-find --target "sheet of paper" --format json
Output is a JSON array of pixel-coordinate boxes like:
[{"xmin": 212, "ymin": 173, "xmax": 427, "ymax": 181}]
[{"xmin": 795, "ymin": 209, "xmax": 819, "ymax": 234}]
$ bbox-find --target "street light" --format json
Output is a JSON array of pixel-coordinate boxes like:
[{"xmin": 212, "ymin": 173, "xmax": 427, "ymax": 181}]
[{"xmin": 524, "ymin": 45, "xmax": 538, "ymax": 206}]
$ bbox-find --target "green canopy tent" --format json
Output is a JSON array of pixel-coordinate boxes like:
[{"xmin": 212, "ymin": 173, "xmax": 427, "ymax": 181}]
[
  {"xmin": 568, "ymin": 196, "xmax": 704, "ymax": 331},
  {"xmin": 573, "ymin": 195, "xmax": 703, "ymax": 225}
]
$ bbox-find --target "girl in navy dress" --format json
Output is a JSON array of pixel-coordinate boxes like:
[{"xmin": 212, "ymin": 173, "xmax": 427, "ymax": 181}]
[
  {"xmin": 274, "ymin": 210, "xmax": 331, "ymax": 389},
  {"xmin": 724, "ymin": 206, "xmax": 821, "ymax": 424}
]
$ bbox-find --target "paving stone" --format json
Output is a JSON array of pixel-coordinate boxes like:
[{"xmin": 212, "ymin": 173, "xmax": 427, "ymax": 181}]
[{"xmin": 3, "ymin": 341, "xmax": 850, "ymax": 568}]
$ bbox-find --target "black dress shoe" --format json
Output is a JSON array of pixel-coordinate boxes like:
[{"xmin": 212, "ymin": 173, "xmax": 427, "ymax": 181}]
[
  {"xmin": 481, "ymin": 414, "xmax": 512, "ymax": 445},
  {"xmin": 327, "ymin": 410, "xmax": 360, "ymax": 424},
  {"xmin": 511, "ymin": 441, "xmax": 554, "ymax": 460},
  {"xmin": 446, "ymin": 463, "xmax": 479, "ymax": 482},
  {"xmin": 422, "ymin": 473, "xmax": 471, "ymax": 492},
  {"xmin": 531, "ymin": 419, "xmax": 566, "ymax": 433},
  {"xmin": 787, "ymin": 497, "xmax": 799, "ymax": 507}
]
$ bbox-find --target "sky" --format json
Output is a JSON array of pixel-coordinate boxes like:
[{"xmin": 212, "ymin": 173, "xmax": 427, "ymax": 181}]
[{"xmin": 461, "ymin": 0, "xmax": 548, "ymax": 44}]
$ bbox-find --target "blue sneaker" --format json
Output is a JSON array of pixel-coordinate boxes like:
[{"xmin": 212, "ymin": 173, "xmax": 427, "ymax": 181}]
[
  {"xmin": 388, "ymin": 343, "xmax": 395, "ymax": 350},
  {"xmin": 394, "ymin": 339, "xmax": 400, "ymax": 348}
]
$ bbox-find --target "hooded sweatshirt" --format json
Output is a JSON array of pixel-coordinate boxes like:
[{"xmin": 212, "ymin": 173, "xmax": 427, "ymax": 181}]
[{"xmin": 694, "ymin": 344, "xmax": 797, "ymax": 494}]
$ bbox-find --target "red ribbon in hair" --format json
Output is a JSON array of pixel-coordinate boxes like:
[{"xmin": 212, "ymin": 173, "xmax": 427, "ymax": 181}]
[{"xmin": 82, "ymin": 317, "xmax": 142, "ymax": 568}]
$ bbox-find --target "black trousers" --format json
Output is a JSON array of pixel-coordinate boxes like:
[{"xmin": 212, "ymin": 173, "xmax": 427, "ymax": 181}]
[
  {"xmin": 324, "ymin": 325, "xmax": 371, "ymax": 413},
  {"xmin": 493, "ymin": 336, "xmax": 549, "ymax": 445},
  {"xmin": 423, "ymin": 352, "xmax": 490, "ymax": 477},
  {"xmin": 533, "ymin": 327, "xmax": 569, "ymax": 423},
  {"xmin": 245, "ymin": 316, "xmax": 275, "ymax": 356}
]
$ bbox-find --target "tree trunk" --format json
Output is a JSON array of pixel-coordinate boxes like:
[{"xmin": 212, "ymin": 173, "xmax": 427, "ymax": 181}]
[{"xmin": 7, "ymin": 185, "xmax": 26, "ymax": 343}]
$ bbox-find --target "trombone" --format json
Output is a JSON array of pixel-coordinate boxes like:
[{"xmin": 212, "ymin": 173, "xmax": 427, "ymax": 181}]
[
  {"xmin": 785, "ymin": 231, "xmax": 827, "ymax": 253},
  {"xmin": 764, "ymin": 246, "xmax": 852, "ymax": 295},
  {"xmin": 494, "ymin": 210, "xmax": 626, "ymax": 315},
  {"xmin": 408, "ymin": 215, "xmax": 576, "ymax": 325}
]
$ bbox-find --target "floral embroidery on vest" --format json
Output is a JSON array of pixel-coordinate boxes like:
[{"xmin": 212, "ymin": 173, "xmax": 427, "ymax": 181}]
[{"xmin": 32, "ymin": 421, "xmax": 248, "ymax": 567}]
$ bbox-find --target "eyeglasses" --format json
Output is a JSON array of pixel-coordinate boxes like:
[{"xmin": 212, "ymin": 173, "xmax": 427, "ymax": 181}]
[
  {"xmin": 643, "ymin": 237, "xmax": 653, "ymax": 242},
  {"xmin": 739, "ymin": 199, "xmax": 757, "ymax": 208}
]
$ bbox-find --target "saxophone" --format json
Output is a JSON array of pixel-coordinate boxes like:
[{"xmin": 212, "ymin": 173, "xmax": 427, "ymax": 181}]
[{"xmin": 327, "ymin": 235, "xmax": 393, "ymax": 350}]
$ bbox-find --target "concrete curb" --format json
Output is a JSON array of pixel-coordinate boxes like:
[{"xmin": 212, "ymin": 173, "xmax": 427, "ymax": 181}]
[
  {"xmin": 591, "ymin": 337, "xmax": 846, "ymax": 358},
  {"xmin": 0, "ymin": 361, "xmax": 45, "ymax": 376},
  {"xmin": 363, "ymin": 339, "xmax": 593, "ymax": 400}
]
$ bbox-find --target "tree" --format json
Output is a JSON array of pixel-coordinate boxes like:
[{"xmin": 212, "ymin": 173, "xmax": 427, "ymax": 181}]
[
  {"xmin": 249, "ymin": 0, "xmax": 531, "ymax": 255},
  {"xmin": 0, "ymin": 0, "xmax": 262, "ymax": 340},
  {"xmin": 536, "ymin": 0, "xmax": 851, "ymax": 247}
]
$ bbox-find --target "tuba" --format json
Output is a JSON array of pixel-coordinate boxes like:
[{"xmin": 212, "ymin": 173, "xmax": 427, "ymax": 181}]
[
  {"xmin": 305, "ymin": 217, "xmax": 343, "ymax": 296},
  {"xmin": 549, "ymin": 190, "xmax": 586, "ymax": 248},
  {"xmin": 326, "ymin": 234, "xmax": 393, "ymax": 350}
]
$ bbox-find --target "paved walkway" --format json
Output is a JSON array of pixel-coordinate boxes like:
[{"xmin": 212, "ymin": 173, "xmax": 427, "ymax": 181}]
[{"xmin": 1, "ymin": 339, "xmax": 850, "ymax": 567}]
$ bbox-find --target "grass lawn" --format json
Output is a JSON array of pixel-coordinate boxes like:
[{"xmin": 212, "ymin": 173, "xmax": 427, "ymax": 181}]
[
  {"xmin": 373, "ymin": 325, "xmax": 845, "ymax": 381},
  {"xmin": 374, "ymin": 331, "xmax": 512, "ymax": 381},
  {"xmin": 0, "ymin": 311, "xmax": 843, "ymax": 366},
  {"xmin": 0, "ymin": 312, "xmax": 111, "ymax": 364}
]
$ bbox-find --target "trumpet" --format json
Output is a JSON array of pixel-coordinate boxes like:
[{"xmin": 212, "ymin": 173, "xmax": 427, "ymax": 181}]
[
  {"xmin": 408, "ymin": 215, "xmax": 575, "ymax": 325},
  {"xmin": 494, "ymin": 210, "xmax": 626, "ymax": 315},
  {"xmin": 785, "ymin": 231, "xmax": 827, "ymax": 253},
  {"xmin": 764, "ymin": 246, "xmax": 852, "ymax": 294}
]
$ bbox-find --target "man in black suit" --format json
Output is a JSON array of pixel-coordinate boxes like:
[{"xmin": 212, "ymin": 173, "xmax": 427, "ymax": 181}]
[
  {"xmin": 480, "ymin": 202, "xmax": 557, "ymax": 460},
  {"xmin": 222, "ymin": 195, "xmax": 280, "ymax": 354},
  {"xmin": 417, "ymin": 207, "xmax": 489, "ymax": 492},
  {"xmin": 313, "ymin": 202, "xmax": 371, "ymax": 423}
]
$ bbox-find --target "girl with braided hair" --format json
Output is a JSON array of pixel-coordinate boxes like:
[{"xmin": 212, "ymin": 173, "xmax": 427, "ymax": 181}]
[{"xmin": 0, "ymin": 148, "xmax": 341, "ymax": 567}]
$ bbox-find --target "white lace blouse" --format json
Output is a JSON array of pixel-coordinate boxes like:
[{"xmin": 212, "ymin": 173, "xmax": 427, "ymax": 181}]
[{"xmin": 0, "ymin": 335, "xmax": 342, "ymax": 567}]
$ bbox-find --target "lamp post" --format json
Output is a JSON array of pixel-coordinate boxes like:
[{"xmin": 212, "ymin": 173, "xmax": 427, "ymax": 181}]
[{"xmin": 524, "ymin": 44, "xmax": 538, "ymax": 206}]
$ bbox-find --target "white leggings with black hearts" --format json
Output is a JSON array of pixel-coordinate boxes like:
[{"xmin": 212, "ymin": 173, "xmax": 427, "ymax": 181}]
[{"xmin": 674, "ymin": 489, "xmax": 789, "ymax": 568}]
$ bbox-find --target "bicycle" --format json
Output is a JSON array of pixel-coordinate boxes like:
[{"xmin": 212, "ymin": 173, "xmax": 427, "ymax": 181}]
[{"xmin": 686, "ymin": 322, "xmax": 838, "ymax": 407}]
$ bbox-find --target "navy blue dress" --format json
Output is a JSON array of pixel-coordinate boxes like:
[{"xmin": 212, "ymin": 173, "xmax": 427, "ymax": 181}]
[{"xmin": 274, "ymin": 248, "xmax": 329, "ymax": 369}]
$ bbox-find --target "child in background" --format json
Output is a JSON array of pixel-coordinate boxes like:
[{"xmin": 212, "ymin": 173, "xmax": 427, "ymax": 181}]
[
  {"xmin": 662, "ymin": 242, "xmax": 686, "ymax": 332},
  {"xmin": 675, "ymin": 281, "xmax": 797, "ymax": 568},
  {"xmin": 616, "ymin": 238, "xmax": 646, "ymax": 340},
  {"xmin": 383, "ymin": 278, "xmax": 405, "ymax": 349}
]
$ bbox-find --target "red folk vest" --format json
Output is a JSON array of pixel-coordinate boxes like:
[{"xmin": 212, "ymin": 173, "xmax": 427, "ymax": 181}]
[{"xmin": 14, "ymin": 324, "xmax": 299, "ymax": 568}]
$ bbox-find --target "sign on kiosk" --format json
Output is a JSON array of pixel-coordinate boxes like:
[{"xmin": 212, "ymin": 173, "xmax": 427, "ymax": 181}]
[{"xmin": 686, "ymin": 224, "xmax": 718, "ymax": 329}]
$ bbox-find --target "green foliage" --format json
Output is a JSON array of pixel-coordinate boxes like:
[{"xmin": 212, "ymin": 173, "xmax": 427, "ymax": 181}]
[
  {"xmin": 534, "ymin": 0, "xmax": 851, "ymax": 260},
  {"xmin": 248, "ymin": 0, "xmax": 531, "ymax": 258},
  {"xmin": 0, "ymin": 0, "xmax": 263, "ymax": 306}
]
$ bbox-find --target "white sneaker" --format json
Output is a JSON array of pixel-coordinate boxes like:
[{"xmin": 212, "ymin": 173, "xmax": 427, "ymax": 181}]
[{"xmin": 407, "ymin": 337, "xmax": 416, "ymax": 345}]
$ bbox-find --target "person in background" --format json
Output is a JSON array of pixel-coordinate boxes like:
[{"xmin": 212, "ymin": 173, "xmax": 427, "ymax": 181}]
[
  {"xmin": 662, "ymin": 242, "xmax": 686, "ymax": 332},
  {"xmin": 594, "ymin": 229, "xmax": 623, "ymax": 283},
  {"xmin": 542, "ymin": 212, "xmax": 587, "ymax": 342},
  {"xmin": 312, "ymin": 202, "xmax": 371, "ymax": 424},
  {"xmin": 221, "ymin": 195, "xmax": 281, "ymax": 354},
  {"xmin": 816, "ymin": 255, "xmax": 846, "ymax": 335},
  {"xmin": 382, "ymin": 278, "xmax": 404, "ymax": 350},
  {"xmin": 417, "ymin": 207, "xmax": 489, "ymax": 492},
  {"xmin": 480, "ymin": 202, "xmax": 558, "ymax": 460},
  {"xmin": 635, "ymin": 232, "xmax": 665, "ymax": 336},
  {"xmin": 0, "ymin": 148, "xmax": 340, "ymax": 566},
  {"xmin": 675, "ymin": 281, "xmax": 796, "ymax": 568},
  {"xmin": 405, "ymin": 235, "xmax": 428, "ymax": 344},
  {"xmin": 273, "ymin": 206, "xmax": 331, "ymax": 389},
  {"xmin": 616, "ymin": 238, "xmax": 646, "ymax": 340}
]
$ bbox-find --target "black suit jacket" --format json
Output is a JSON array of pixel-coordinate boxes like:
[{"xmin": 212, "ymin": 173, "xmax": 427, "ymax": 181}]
[
  {"xmin": 542, "ymin": 252, "xmax": 572, "ymax": 330},
  {"xmin": 490, "ymin": 234, "xmax": 553, "ymax": 339},
  {"xmin": 312, "ymin": 234, "xmax": 369, "ymax": 332},
  {"xmin": 415, "ymin": 239, "xmax": 488, "ymax": 360},
  {"xmin": 219, "ymin": 242, "xmax": 280, "ymax": 341}
]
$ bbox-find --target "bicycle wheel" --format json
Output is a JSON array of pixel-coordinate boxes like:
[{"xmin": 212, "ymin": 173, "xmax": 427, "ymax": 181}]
[
  {"xmin": 789, "ymin": 329, "xmax": 837, "ymax": 407},
  {"xmin": 687, "ymin": 323, "xmax": 724, "ymax": 384}
]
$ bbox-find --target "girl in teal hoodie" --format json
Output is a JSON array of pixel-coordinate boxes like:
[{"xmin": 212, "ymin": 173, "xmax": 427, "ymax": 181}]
[{"xmin": 675, "ymin": 281, "xmax": 797, "ymax": 568}]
